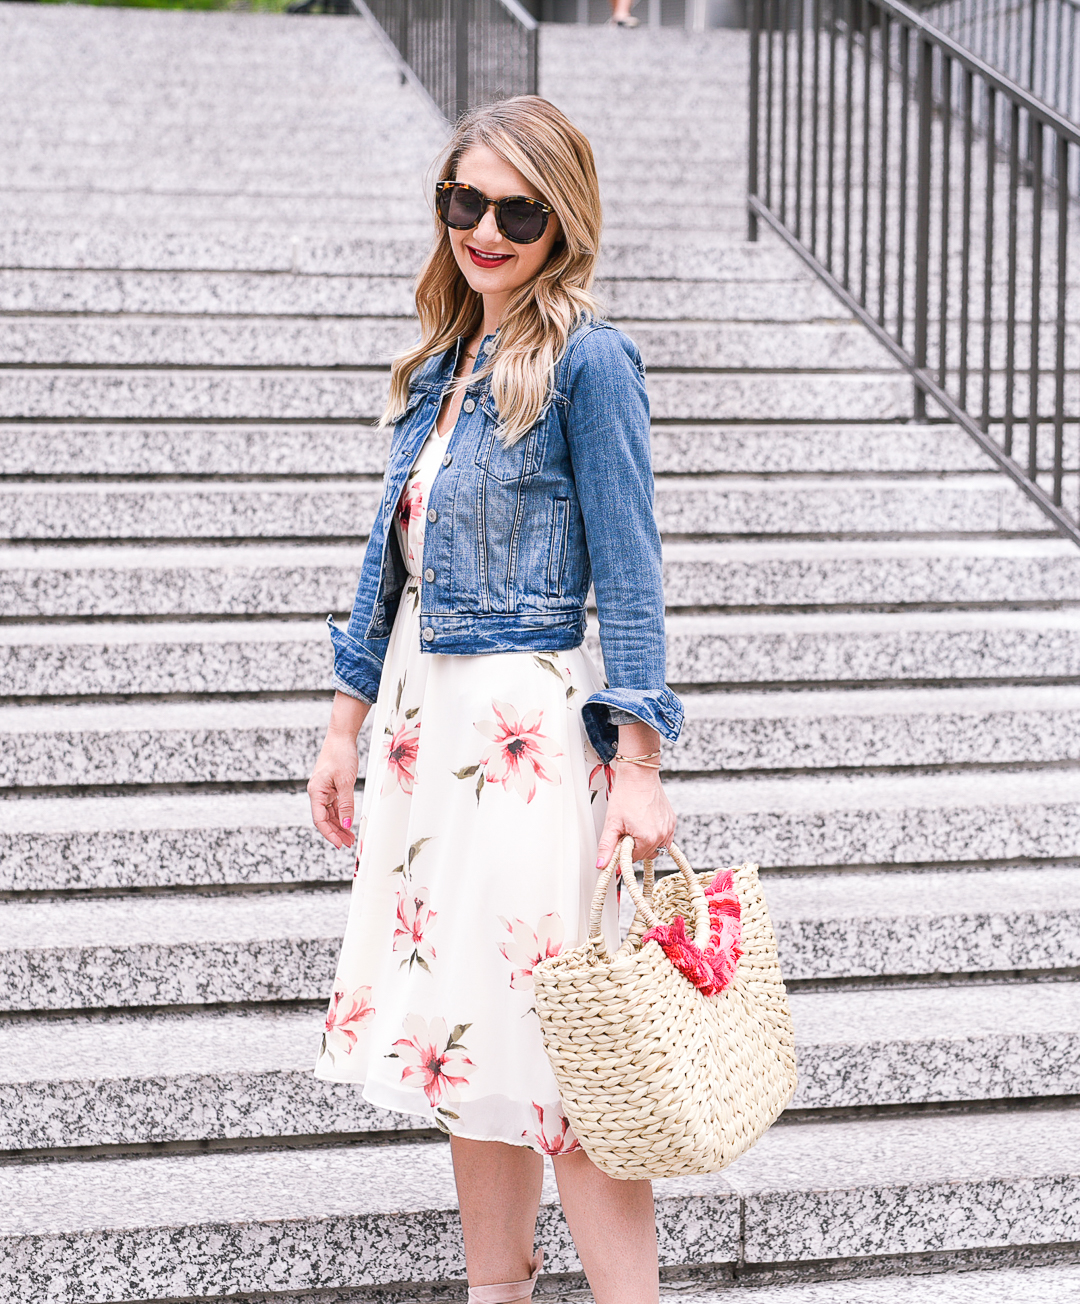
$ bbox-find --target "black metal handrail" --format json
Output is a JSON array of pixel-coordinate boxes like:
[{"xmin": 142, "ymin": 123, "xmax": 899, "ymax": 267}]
[
  {"xmin": 920, "ymin": 0, "xmax": 1080, "ymax": 127},
  {"xmin": 358, "ymin": 0, "xmax": 538, "ymax": 122},
  {"xmin": 749, "ymin": 0, "xmax": 1080, "ymax": 544}
]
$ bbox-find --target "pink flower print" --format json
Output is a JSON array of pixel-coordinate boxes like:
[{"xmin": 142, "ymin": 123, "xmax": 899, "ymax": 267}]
[
  {"xmin": 523, "ymin": 1101, "xmax": 580, "ymax": 1156},
  {"xmin": 474, "ymin": 700, "xmax": 562, "ymax": 803},
  {"xmin": 398, "ymin": 478, "xmax": 424, "ymax": 560},
  {"xmin": 498, "ymin": 913, "xmax": 564, "ymax": 991},
  {"xmin": 321, "ymin": 985, "xmax": 375, "ymax": 1062},
  {"xmin": 382, "ymin": 719, "xmax": 421, "ymax": 795},
  {"xmin": 589, "ymin": 761, "xmax": 614, "ymax": 803},
  {"xmin": 392, "ymin": 1014, "xmax": 473, "ymax": 1108},
  {"xmin": 398, "ymin": 478, "xmax": 424, "ymax": 530},
  {"xmin": 394, "ymin": 886, "xmax": 437, "ymax": 971}
]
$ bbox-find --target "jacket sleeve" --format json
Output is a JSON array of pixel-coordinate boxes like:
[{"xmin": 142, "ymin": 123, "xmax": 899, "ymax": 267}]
[
  {"xmin": 326, "ymin": 515, "xmax": 395, "ymax": 705},
  {"xmin": 563, "ymin": 325, "xmax": 684, "ymax": 762},
  {"xmin": 327, "ymin": 616, "xmax": 388, "ymax": 705}
]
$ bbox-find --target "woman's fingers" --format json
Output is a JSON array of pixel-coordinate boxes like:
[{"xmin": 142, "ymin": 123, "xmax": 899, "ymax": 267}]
[{"xmin": 307, "ymin": 770, "xmax": 355, "ymax": 849}]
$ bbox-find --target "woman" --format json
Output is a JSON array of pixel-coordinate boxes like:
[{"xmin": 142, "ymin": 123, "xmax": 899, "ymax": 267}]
[{"xmin": 308, "ymin": 96, "xmax": 682, "ymax": 1304}]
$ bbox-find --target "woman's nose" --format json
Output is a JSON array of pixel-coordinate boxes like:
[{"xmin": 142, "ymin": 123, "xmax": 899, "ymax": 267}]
[{"xmin": 474, "ymin": 206, "xmax": 502, "ymax": 243}]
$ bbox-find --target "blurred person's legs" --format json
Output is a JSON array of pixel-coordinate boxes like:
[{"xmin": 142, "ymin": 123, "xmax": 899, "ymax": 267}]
[{"xmin": 610, "ymin": 0, "xmax": 640, "ymax": 25}]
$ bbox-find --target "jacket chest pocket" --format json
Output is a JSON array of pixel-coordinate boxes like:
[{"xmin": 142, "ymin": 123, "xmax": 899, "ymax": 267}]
[{"xmin": 473, "ymin": 402, "xmax": 540, "ymax": 484}]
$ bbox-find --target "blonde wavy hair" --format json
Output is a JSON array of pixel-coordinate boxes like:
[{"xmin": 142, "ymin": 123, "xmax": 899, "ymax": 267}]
[{"xmin": 380, "ymin": 96, "xmax": 603, "ymax": 446}]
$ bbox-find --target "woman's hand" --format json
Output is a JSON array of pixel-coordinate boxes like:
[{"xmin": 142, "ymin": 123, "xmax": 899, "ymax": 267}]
[
  {"xmin": 307, "ymin": 692, "xmax": 370, "ymax": 850},
  {"xmin": 596, "ymin": 764, "xmax": 676, "ymax": 868},
  {"xmin": 595, "ymin": 721, "xmax": 675, "ymax": 868}
]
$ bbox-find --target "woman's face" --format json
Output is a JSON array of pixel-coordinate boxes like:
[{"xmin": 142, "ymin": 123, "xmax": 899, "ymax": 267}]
[{"xmin": 446, "ymin": 144, "xmax": 563, "ymax": 318}]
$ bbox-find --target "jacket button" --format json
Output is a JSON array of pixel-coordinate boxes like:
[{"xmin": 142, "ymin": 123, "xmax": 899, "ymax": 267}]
[
  {"xmin": 442, "ymin": 452, "xmax": 452, "ymax": 466},
  {"xmin": 463, "ymin": 398, "xmax": 476, "ymax": 413},
  {"xmin": 427, "ymin": 507, "xmax": 437, "ymax": 522},
  {"xmin": 422, "ymin": 627, "xmax": 435, "ymax": 642},
  {"xmin": 424, "ymin": 568, "xmax": 435, "ymax": 582}
]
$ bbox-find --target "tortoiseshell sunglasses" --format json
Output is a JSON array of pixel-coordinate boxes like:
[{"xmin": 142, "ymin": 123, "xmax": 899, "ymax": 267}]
[{"xmin": 435, "ymin": 181, "xmax": 554, "ymax": 244}]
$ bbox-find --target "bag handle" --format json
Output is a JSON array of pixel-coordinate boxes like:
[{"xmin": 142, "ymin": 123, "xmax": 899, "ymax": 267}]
[{"xmin": 587, "ymin": 835, "xmax": 711, "ymax": 960}]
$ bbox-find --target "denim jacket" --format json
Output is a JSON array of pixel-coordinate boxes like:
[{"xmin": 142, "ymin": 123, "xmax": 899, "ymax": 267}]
[{"xmin": 329, "ymin": 319, "xmax": 683, "ymax": 762}]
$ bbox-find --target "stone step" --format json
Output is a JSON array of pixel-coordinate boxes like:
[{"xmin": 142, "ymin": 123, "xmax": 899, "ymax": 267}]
[
  {"xmin": 3, "ymin": 865, "xmax": 1077, "ymax": 1011},
  {"xmin": 0, "ymin": 268, "xmax": 841, "ymax": 321},
  {"xmin": 1, "ymin": 983, "xmax": 1075, "ymax": 1150},
  {"xmin": 0, "ymin": 1109, "xmax": 1076, "ymax": 1298},
  {"xmin": 0, "ymin": 226, "xmax": 818, "ymax": 280},
  {"xmin": 4, "ymin": 746, "xmax": 1080, "ymax": 884},
  {"xmin": 0, "ymin": 474, "xmax": 1044, "ymax": 543},
  {"xmin": 0, "ymin": 369, "xmax": 911, "ymax": 423},
  {"xmin": 673, "ymin": 766, "xmax": 1080, "ymax": 871},
  {"xmin": 0, "ymin": 422, "xmax": 989, "ymax": 478},
  {"xmin": 7, "ymin": 536, "xmax": 1080, "ymax": 621},
  {"xmin": 677, "ymin": 683, "xmax": 1080, "ymax": 772},
  {"xmin": 8, "ymin": 684, "xmax": 1080, "ymax": 789},
  {"xmin": 663, "ymin": 608, "xmax": 1080, "ymax": 685},
  {"xmin": 0, "ymin": 317, "xmax": 896, "ymax": 370},
  {"xmin": 7, "ymin": 607, "xmax": 1080, "ymax": 700},
  {"xmin": 658, "ymin": 1264, "xmax": 1080, "ymax": 1304}
]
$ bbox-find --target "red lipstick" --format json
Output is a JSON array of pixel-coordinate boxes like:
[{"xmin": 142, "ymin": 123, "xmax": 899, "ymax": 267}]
[{"xmin": 467, "ymin": 245, "xmax": 512, "ymax": 268}]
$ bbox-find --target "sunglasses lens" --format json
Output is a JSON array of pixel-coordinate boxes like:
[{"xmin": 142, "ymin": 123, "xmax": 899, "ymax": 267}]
[
  {"xmin": 499, "ymin": 198, "xmax": 546, "ymax": 243},
  {"xmin": 439, "ymin": 184, "xmax": 483, "ymax": 229}
]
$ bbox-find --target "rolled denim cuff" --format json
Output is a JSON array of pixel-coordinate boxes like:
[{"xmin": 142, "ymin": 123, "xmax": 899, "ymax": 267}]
[
  {"xmin": 607, "ymin": 708, "xmax": 640, "ymax": 725},
  {"xmin": 327, "ymin": 615, "xmax": 384, "ymax": 706},
  {"xmin": 581, "ymin": 686, "xmax": 684, "ymax": 763}
]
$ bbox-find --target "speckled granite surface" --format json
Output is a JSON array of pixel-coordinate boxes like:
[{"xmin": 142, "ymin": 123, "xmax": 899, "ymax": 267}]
[
  {"xmin": 663, "ymin": 608, "xmax": 1080, "ymax": 685},
  {"xmin": 0, "ymin": 370, "xmax": 395, "ymax": 423},
  {"xmin": 662, "ymin": 1262, "xmax": 1080, "ymax": 1303},
  {"xmin": 13, "ymin": 607, "xmax": 1080, "ymax": 700},
  {"xmin": 7, "ymin": 469, "xmax": 1034, "ymax": 546},
  {"xmin": 2, "ymin": 865, "xmax": 1076, "ymax": 1010},
  {"xmin": 0, "ymin": 424, "xmax": 391, "ymax": 476},
  {"xmin": 0, "ymin": 790, "xmax": 348, "ymax": 891},
  {"xmin": 673, "ymin": 767, "xmax": 1080, "ymax": 869},
  {"xmin": 6, "ymin": 770, "xmax": 1080, "ymax": 893},
  {"xmin": 14, "ymin": 684, "xmax": 1080, "ymax": 790},
  {"xmin": 0, "ymin": 698, "xmax": 337, "ymax": 788},
  {"xmin": 0, "ymin": 317, "xmax": 891, "ymax": 373},
  {"xmin": 2, "ymin": 984, "xmax": 1076, "ymax": 1149},
  {"xmin": 1, "ymin": 1112, "xmax": 1076, "ymax": 1298},
  {"xmin": 676, "ymin": 684, "xmax": 1080, "ymax": 771},
  {"xmin": 0, "ymin": 542, "xmax": 365, "ymax": 618},
  {"xmin": 7, "ymin": 538, "xmax": 1080, "ymax": 622},
  {"xmin": 9, "ymin": 473, "xmax": 1043, "ymax": 539},
  {"xmin": 0, "ymin": 270, "xmax": 417, "ymax": 320},
  {"xmin": 0, "ymin": 888, "xmax": 349, "ymax": 1010},
  {"xmin": 0, "ymin": 618, "xmax": 332, "ymax": 696},
  {"xmin": 660, "ymin": 538, "xmax": 1080, "ymax": 607}
]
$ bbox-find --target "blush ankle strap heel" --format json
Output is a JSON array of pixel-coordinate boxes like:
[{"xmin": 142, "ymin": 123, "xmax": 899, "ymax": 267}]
[{"xmin": 467, "ymin": 1249, "xmax": 543, "ymax": 1304}]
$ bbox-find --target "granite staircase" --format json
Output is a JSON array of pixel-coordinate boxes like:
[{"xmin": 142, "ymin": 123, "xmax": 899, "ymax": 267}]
[{"xmin": 1, "ymin": 4, "xmax": 1079, "ymax": 1301}]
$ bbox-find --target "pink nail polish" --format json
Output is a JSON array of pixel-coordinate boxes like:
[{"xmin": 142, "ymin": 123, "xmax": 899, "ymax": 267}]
[{"xmin": 342, "ymin": 817, "xmax": 352, "ymax": 830}]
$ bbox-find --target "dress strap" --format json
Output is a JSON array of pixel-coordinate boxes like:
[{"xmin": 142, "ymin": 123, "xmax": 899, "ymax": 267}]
[{"xmin": 467, "ymin": 1249, "xmax": 543, "ymax": 1304}]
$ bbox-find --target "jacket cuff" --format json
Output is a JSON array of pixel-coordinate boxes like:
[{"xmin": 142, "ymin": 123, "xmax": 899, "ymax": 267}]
[
  {"xmin": 327, "ymin": 615, "xmax": 384, "ymax": 705},
  {"xmin": 581, "ymin": 687, "xmax": 684, "ymax": 763}
]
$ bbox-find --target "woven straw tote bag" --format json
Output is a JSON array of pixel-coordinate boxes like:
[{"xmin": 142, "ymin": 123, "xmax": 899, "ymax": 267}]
[{"xmin": 532, "ymin": 836, "xmax": 797, "ymax": 1180}]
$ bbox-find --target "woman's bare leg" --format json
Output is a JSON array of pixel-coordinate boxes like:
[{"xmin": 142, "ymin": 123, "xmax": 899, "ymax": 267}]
[
  {"xmin": 450, "ymin": 1136, "xmax": 545, "ymax": 1288},
  {"xmin": 553, "ymin": 1149, "xmax": 659, "ymax": 1304}
]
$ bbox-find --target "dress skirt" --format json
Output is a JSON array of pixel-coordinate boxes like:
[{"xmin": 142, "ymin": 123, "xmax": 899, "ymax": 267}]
[{"xmin": 314, "ymin": 427, "xmax": 619, "ymax": 1156}]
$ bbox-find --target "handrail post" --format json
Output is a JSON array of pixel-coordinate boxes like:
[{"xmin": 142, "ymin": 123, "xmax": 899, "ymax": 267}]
[
  {"xmin": 913, "ymin": 33, "xmax": 933, "ymax": 422},
  {"xmin": 455, "ymin": 0, "xmax": 470, "ymax": 122},
  {"xmin": 749, "ymin": 0, "xmax": 761, "ymax": 241}
]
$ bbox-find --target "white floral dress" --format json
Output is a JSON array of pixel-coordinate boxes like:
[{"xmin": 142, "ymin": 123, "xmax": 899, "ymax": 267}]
[{"xmin": 313, "ymin": 420, "xmax": 620, "ymax": 1155}]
